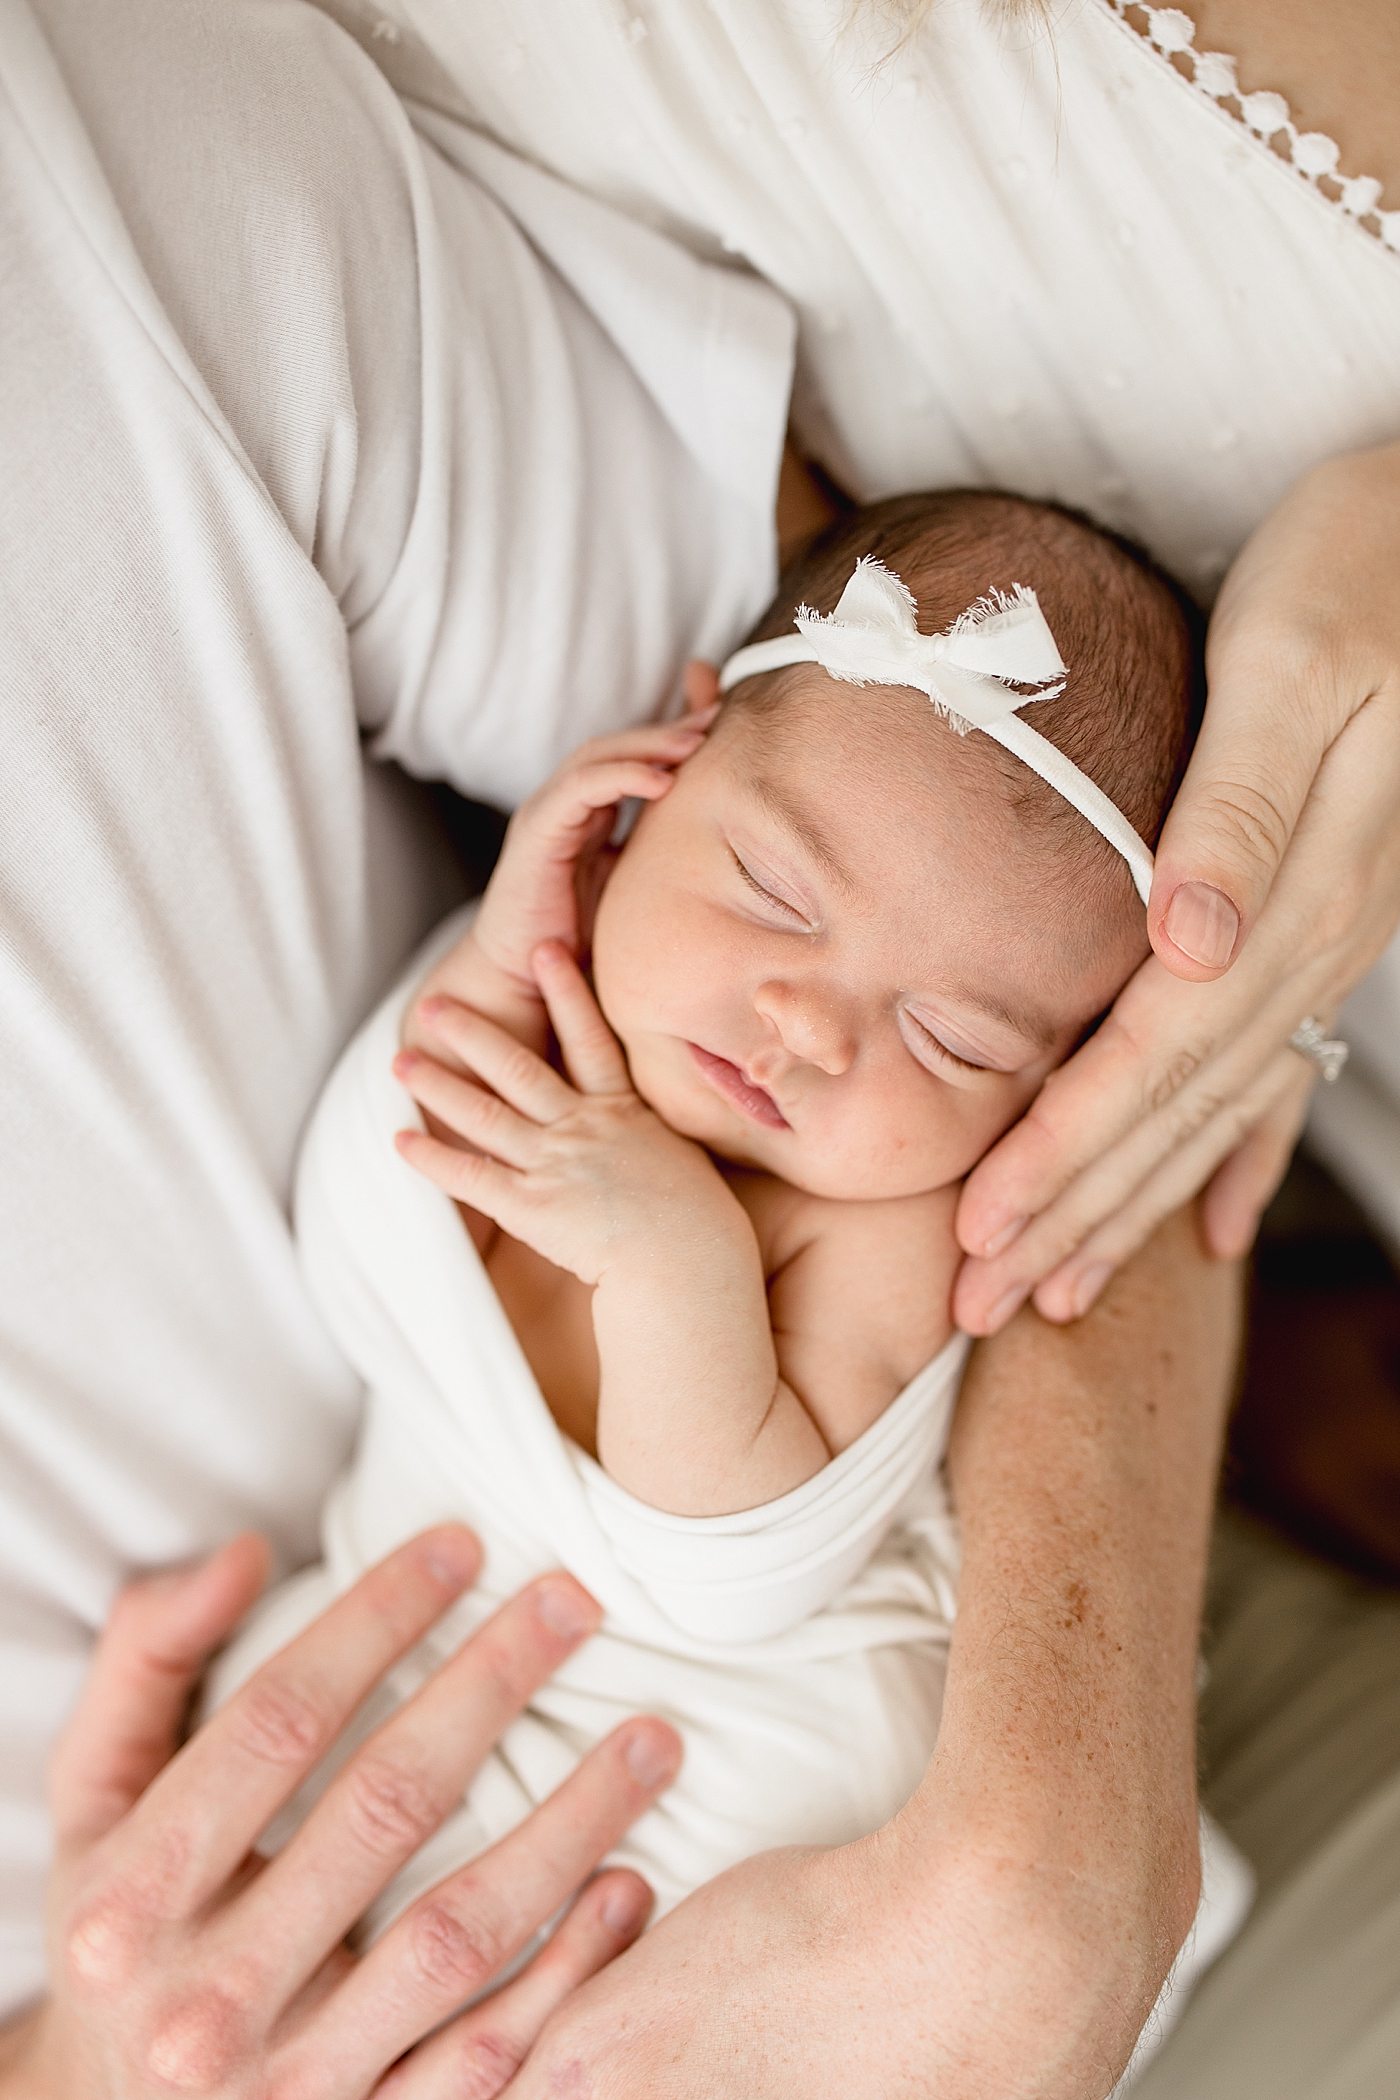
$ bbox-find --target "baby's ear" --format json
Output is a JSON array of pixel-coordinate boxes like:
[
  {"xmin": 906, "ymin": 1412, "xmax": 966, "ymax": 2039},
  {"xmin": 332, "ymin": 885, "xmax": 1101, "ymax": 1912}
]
[{"xmin": 682, "ymin": 660, "xmax": 720, "ymax": 715}]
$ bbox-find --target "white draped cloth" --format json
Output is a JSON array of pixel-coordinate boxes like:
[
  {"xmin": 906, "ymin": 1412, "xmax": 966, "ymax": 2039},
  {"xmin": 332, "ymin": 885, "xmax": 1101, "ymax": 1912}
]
[
  {"xmin": 210, "ymin": 913, "xmax": 971, "ymax": 1927},
  {"xmin": 210, "ymin": 916, "xmax": 1253, "ymax": 2066},
  {"xmin": 0, "ymin": 0, "xmax": 792, "ymax": 2011}
]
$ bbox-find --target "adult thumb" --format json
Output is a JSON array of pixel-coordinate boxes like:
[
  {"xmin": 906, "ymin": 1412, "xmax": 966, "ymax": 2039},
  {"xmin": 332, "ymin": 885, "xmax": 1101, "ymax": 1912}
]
[{"xmin": 1147, "ymin": 656, "xmax": 1325, "ymax": 982}]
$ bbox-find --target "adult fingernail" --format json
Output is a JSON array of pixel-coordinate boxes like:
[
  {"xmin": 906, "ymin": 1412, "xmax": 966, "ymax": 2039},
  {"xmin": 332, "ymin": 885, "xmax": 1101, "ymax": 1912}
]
[
  {"xmin": 625, "ymin": 1726, "xmax": 680, "ymax": 1790},
  {"xmin": 1072, "ymin": 1263, "xmax": 1113, "ymax": 1317},
  {"xmin": 535, "ymin": 1579, "xmax": 600, "ymax": 1641},
  {"xmin": 985, "ymin": 1284, "xmax": 1030, "ymax": 1332},
  {"xmin": 601, "ymin": 1879, "xmax": 651, "ymax": 1933},
  {"xmin": 1163, "ymin": 883, "xmax": 1239, "ymax": 970},
  {"xmin": 423, "ymin": 1529, "xmax": 480, "ymax": 1590},
  {"xmin": 982, "ymin": 1215, "xmax": 1028, "ymax": 1259}
]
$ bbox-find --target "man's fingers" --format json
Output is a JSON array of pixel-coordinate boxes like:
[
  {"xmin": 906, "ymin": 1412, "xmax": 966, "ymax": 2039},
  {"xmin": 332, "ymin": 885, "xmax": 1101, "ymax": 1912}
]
[
  {"xmin": 302, "ymin": 1718, "xmax": 682, "ymax": 2087},
  {"xmin": 106, "ymin": 1528, "xmax": 483, "ymax": 1921},
  {"xmin": 50, "ymin": 1534, "xmax": 271, "ymax": 1851},
  {"xmin": 532, "ymin": 944, "xmax": 631, "ymax": 1097},
  {"xmin": 376, "ymin": 1871, "xmax": 652, "ymax": 2098},
  {"xmin": 217, "ymin": 1573, "xmax": 605, "ymax": 1998}
]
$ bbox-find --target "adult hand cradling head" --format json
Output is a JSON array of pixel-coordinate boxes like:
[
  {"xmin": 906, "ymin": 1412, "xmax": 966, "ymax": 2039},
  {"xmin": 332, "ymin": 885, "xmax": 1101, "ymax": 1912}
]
[{"xmin": 954, "ymin": 440, "xmax": 1400, "ymax": 1333}]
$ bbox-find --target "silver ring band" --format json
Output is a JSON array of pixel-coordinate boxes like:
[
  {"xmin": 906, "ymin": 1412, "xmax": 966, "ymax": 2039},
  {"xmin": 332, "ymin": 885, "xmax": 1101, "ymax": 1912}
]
[{"xmin": 1288, "ymin": 1015, "xmax": 1349, "ymax": 1084}]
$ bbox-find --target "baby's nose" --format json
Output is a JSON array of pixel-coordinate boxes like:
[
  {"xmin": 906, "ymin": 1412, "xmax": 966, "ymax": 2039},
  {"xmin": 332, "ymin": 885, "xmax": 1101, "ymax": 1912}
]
[{"xmin": 753, "ymin": 981, "xmax": 857, "ymax": 1077}]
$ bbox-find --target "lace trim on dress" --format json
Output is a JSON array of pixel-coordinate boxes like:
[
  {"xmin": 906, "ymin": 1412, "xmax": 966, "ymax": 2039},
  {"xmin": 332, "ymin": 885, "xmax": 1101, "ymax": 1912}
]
[{"xmin": 1106, "ymin": 3, "xmax": 1400, "ymax": 254}]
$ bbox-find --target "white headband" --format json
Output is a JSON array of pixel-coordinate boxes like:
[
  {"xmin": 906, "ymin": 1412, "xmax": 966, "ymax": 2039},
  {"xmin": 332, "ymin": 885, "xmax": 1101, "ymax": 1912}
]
[{"xmin": 718, "ymin": 558, "xmax": 1154, "ymax": 906}]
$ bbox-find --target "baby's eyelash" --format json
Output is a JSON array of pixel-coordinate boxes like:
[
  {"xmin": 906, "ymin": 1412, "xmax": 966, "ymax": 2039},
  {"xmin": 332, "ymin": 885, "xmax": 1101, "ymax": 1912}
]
[
  {"xmin": 903, "ymin": 1009, "xmax": 985, "ymax": 1076},
  {"xmin": 731, "ymin": 851, "xmax": 806, "ymax": 919}
]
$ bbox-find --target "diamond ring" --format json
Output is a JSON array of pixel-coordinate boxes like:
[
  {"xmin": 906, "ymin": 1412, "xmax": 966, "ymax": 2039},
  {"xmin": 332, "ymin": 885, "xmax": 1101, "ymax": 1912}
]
[{"xmin": 1288, "ymin": 1016, "xmax": 1349, "ymax": 1084}]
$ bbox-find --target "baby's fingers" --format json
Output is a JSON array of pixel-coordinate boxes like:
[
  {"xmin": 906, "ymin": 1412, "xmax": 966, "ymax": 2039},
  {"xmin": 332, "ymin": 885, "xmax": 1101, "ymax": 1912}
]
[
  {"xmin": 394, "ymin": 1052, "xmax": 540, "ymax": 1167},
  {"xmin": 395, "ymin": 1126, "xmax": 521, "ymax": 1219},
  {"xmin": 533, "ymin": 944, "xmax": 632, "ymax": 1098},
  {"xmin": 415, "ymin": 999, "xmax": 577, "ymax": 1123}
]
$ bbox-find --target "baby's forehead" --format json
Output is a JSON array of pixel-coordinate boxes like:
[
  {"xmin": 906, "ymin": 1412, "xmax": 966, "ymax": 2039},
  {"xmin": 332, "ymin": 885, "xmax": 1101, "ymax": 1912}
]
[{"xmin": 709, "ymin": 689, "xmax": 1147, "ymax": 1044}]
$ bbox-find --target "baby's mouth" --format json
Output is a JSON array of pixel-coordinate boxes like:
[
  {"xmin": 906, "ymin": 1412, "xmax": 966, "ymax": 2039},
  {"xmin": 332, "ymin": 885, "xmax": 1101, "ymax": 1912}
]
[{"xmin": 687, "ymin": 1044, "xmax": 790, "ymax": 1129}]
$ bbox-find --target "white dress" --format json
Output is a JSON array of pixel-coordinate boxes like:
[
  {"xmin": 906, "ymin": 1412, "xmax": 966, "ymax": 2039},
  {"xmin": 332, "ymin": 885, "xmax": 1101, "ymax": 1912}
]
[{"xmin": 317, "ymin": 0, "xmax": 1400, "ymax": 1250}]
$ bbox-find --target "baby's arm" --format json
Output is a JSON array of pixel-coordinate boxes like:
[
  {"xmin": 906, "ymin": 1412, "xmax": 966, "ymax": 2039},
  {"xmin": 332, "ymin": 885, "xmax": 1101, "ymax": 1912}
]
[
  {"xmin": 395, "ymin": 947, "xmax": 832, "ymax": 1516},
  {"xmin": 728, "ymin": 1175, "xmax": 960, "ymax": 1454}
]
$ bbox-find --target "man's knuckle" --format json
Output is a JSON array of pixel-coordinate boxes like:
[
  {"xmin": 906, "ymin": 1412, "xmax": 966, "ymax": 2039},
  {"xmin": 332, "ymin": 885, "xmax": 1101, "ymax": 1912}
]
[
  {"xmin": 145, "ymin": 1984, "xmax": 249, "ymax": 2091},
  {"xmin": 343, "ymin": 1754, "xmax": 442, "ymax": 1858},
  {"xmin": 62, "ymin": 1884, "xmax": 150, "ymax": 1991},
  {"xmin": 407, "ymin": 1891, "xmax": 506, "ymax": 1995},
  {"xmin": 230, "ymin": 1674, "xmax": 331, "ymax": 1767}
]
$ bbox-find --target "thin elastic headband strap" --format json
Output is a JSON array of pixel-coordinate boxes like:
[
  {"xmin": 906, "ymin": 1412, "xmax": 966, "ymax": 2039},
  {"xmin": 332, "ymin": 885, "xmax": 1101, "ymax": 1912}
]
[{"xmin": 718, "ymin": 561, "xmax": 1155, "ymax": 907}]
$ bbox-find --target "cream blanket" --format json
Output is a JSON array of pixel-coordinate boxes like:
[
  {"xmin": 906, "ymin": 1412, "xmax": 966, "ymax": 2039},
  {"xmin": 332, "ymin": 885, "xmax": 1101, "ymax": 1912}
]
[{"xmin": 213, "ymin": 915, "xmax": 1252, "ymax": 2048}]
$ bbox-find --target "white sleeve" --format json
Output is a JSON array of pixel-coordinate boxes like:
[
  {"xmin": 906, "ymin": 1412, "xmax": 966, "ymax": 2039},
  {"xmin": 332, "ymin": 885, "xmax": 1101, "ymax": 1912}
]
[{"xmin": 347, "ymin": 114, "xmax": 796, "ymax": 810}]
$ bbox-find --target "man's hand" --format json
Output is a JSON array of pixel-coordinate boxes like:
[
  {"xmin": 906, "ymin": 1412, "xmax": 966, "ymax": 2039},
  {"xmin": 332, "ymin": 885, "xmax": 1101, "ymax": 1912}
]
[
  {"xmin": 0, "ymin": 1528, "xmax": 680, "ymax": 2098},
  {"xmin": 503, "ymin": 1210, "xmax": 1240, "ymax": 2097}
]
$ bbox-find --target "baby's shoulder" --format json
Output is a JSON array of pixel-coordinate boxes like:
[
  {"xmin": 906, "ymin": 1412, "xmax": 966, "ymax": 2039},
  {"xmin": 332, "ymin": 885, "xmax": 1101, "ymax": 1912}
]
[{"xmin": 727, "ymin": 1171, "xmax": 961, "ymax": 1411}]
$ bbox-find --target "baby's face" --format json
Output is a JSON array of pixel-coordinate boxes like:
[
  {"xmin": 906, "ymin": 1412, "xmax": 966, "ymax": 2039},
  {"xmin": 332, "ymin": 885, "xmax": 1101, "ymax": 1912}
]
[{"xmin": 591, "ymin": 684, "xmax": 1147, "ymax": 1203}]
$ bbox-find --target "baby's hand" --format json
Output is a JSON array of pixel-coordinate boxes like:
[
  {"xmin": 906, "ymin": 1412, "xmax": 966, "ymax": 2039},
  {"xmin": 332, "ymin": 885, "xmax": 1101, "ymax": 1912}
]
[
  {"xmin": 422, "ymin": 713, "xmax": 715, "ymax": 1041},
  {"xmin": 394, "ymin": 943, "xmax": 746, "ymax": 1287},
  {"xmin": 475, "ymin": 716, "xmax": 717, "ymax": 991}
]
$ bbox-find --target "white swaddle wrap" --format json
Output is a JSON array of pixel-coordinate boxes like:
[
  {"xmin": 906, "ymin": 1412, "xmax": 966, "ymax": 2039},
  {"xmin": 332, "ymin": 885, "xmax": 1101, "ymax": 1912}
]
[
  {"xmin": 213, "ymin": 910, "xmax": 1252, "ymax": 2042},
  {"xmin": 213, "ymin": 909, "xmax": 970, "ymax": 1925}
]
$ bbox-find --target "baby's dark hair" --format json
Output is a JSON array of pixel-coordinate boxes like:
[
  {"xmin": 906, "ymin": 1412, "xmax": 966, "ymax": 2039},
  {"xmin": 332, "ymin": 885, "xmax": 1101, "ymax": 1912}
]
[{"xmin": 730, "ymin": 489, "xmax": 1204, "ymax": 911}]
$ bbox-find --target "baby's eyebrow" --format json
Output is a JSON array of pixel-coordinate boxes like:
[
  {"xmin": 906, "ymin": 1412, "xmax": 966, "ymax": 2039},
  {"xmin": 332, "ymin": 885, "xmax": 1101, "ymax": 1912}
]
[
  {"xmin": 957, "ymin": 986, "xmax": 1059, "ymax": 1056},
  {"xmin": 746, "ymin": 775, "xmax": 857, "ymax": 897}
]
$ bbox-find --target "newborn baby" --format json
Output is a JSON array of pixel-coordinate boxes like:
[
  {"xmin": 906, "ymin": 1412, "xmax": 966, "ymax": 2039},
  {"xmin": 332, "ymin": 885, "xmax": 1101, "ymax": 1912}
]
[{"xmin": 213, "ymin": 490, "xmax": 1248, "ymax": 2012}]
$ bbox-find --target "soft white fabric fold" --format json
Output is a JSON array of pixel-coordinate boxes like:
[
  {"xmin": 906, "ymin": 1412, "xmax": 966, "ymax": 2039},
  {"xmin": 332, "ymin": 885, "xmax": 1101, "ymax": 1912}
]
[
  {"xmin": 210, "ymin": 907, "xmax": 970, "ymax": 1921},
  {"xmin": 211, "ymin": 908, "xmax": 1254, "ymax": 1998}
]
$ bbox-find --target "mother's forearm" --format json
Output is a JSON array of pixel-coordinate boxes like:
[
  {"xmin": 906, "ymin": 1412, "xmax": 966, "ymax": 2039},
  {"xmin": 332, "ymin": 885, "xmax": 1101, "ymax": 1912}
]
[{"xmin": 909, "ymin": 1211, "xmax": 1240, "ymax": 2042}]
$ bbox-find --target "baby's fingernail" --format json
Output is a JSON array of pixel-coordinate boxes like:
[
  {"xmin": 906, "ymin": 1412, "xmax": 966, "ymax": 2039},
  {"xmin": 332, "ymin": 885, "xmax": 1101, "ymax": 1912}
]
[
  {"xmin": 392, "ymin": 1050, "xmax": 417, "ymax": 1072},
  {"xmin": 982, "ymin": 1214, "xmax": 1028, "ymax": 1259},
  {"xmin": 1163, "ymin": 883, "xmax": 1239, "ymax": 970},
  {"xmin": 1072, "ymin": 1263, "xmax": 1113, "ymax": 1317},
  {"xmin": 419, "ymin": 995, "xmax": 447, "ymax": 1017},
  {"xmin": 535, "ymin": 1579, "xmax": 599, "ymax": 1641},
  {"xmin": 684, "ymin": 702, "xmax": 721, "ymax": 725},
  {"xmin": 985, "ymin": 1284, "xmax": 1030, "ymax": 1331},
  {"xmin": 624, "ymin": 1726, "xmax": 681, "ymax": 1791},
  {"xmin": 601, "ymin": 1879, "xmax": 651, "ymax": 1933}
]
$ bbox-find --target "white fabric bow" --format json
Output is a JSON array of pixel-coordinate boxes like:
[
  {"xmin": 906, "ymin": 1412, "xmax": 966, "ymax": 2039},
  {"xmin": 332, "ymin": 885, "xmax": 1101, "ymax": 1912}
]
[
  {"xmin": 718, "ymin": 558, "xmax": 1154, "ymax": 905},
  {"xmin": 791, "ymin": 560, "xmax": 1067, "ymax": 730}
]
